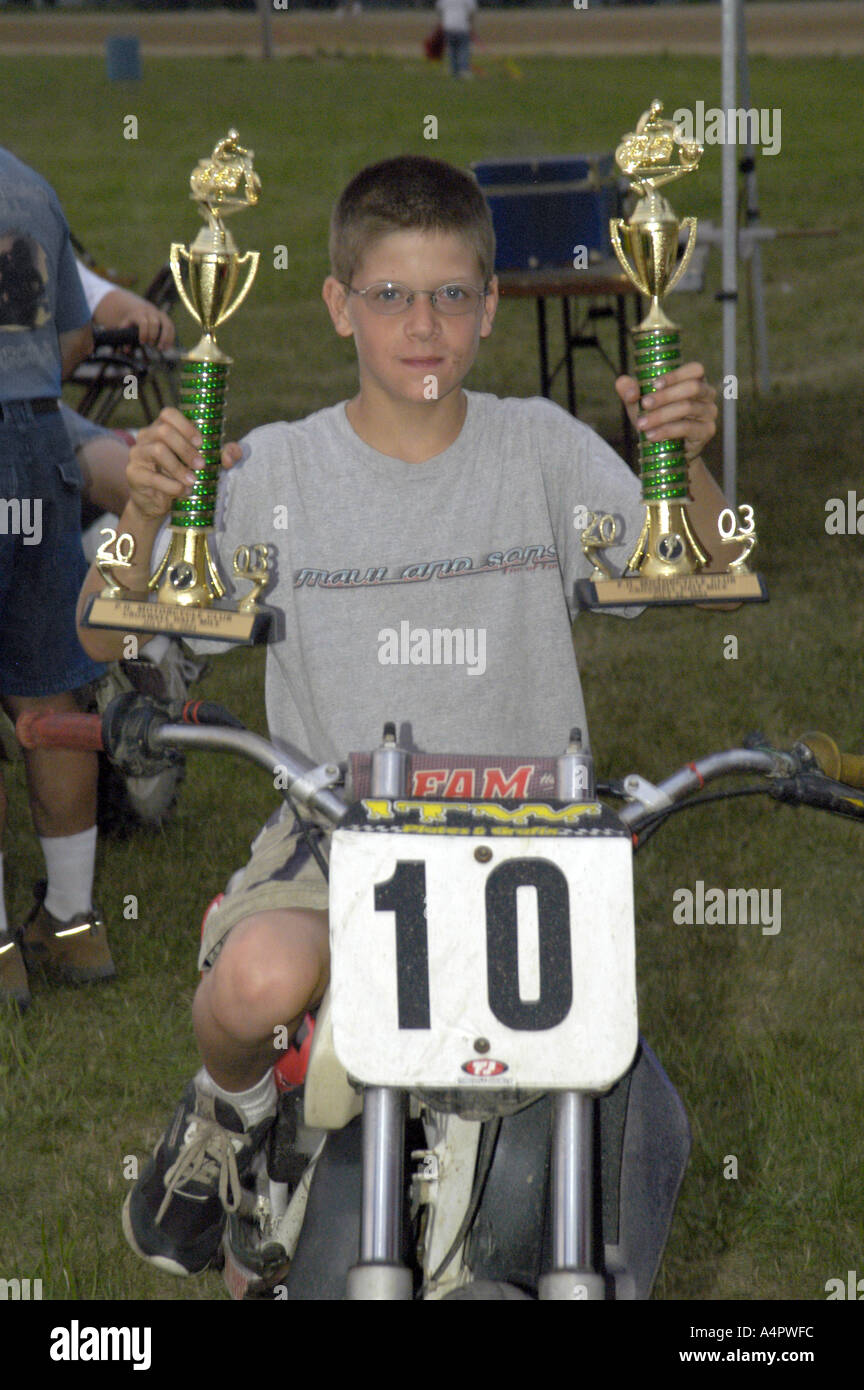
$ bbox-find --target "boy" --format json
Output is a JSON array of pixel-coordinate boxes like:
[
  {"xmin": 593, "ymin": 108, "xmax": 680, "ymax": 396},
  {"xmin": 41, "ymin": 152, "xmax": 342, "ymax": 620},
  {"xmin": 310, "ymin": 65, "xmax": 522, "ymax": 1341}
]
[{"xmin": 77, "ymin": 154, "xmax": 720, "ymax": 1276}]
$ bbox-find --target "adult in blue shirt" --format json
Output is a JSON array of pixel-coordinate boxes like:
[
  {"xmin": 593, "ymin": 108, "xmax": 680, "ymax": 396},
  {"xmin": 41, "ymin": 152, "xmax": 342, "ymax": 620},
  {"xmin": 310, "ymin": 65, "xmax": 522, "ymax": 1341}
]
[{"xmin": 0, "ymin": 146, "xmax": 114, "ymax": 1011}]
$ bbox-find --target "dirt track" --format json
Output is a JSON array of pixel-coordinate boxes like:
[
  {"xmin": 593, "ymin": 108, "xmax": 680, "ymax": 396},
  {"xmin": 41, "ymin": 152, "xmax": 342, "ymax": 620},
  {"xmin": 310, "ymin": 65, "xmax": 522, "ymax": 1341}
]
[{"xmin": 0, "ymin": 3, "xmax": 862, "ymax": 58}]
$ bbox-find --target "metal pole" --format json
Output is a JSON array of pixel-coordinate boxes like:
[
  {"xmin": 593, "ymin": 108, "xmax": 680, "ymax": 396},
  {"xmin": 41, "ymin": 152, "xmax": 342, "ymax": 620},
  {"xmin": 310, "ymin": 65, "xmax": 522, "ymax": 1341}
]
[
  {"xmin": 721, "ymin": 0, "xmax": 738, "ymax": 506},
  {"xmin": 359, "ymin": 1088, "xmax": 405, "ymax": 1264},
  {"xmin": 256, "ymin": 0, "xmax": 274, "ymax": 61},
  {"xmin": 736, "ymin": 0, "xmax": 771, "ymax": 395},
  {"xmin": 551, "ymin": 1091, "xmax": 595, "ymax": 1271}
]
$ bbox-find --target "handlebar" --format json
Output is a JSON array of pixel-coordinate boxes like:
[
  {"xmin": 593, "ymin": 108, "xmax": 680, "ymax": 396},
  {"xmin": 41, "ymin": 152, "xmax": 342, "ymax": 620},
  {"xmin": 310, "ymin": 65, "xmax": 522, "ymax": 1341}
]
[
  {"xmin": 796, "ymin": 731, "xmax": 864, "ymax": 789},
  {"xmin": 14, "ymin": 698, "xmax": 864, "ymax": 841},
  {"xmin": 16, "ymin": 709, "xmax": 104, "ymax": 753},
  {"xmin": 14, "ymin": 696, "xmax": 347, "ymax": 827},
  {"xmin": 92, "ymin": 326, "xmax": 140, "ymax": 350},
  {"xmin": 90, "ymin": 325, "xmax": 181, "ymax": 363}
]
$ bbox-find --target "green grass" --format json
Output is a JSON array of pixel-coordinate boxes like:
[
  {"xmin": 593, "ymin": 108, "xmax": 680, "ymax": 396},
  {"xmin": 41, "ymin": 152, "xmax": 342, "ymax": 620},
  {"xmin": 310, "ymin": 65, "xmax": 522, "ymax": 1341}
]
[{"xmin": 2, "ymin": 53, "xmax": 863, "ymax": 1302}]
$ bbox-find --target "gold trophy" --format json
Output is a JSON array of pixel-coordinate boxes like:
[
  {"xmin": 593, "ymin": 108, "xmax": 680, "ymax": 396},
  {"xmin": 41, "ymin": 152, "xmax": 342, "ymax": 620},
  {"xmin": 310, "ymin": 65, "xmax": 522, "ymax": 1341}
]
[
  {"xmin": 83, "ymin": 130, "xmax": 273, "ymax": 643},
  {"xmin": 575, "ymin": 101, "xmax": 767, "ymax": 609}
]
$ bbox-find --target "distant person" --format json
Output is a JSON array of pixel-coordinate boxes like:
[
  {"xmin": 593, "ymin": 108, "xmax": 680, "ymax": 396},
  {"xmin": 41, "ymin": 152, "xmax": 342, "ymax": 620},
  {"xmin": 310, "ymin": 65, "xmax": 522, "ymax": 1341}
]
[{"xmin": 436, "ymin": 0, "xmax": 477, "ymax": 79}]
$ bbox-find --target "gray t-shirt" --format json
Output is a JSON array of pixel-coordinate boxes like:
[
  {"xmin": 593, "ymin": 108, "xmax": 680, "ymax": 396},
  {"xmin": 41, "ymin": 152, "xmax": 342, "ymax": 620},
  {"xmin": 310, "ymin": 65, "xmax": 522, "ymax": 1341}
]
[{"xmin": 194, "ymin": 391, "xmax": 644, "ymax": 766}]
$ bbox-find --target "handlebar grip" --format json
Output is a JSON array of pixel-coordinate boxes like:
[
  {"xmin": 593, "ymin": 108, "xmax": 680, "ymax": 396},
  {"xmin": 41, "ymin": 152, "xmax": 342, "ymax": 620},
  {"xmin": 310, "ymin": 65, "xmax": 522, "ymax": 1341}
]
[
  {"xmin": 799, "ymin": 731, "xmax": 864, "ymax": 790},
  {"xmin": 92, "ymin": 326, "xmax": 140, "ymax": 349},
  {"xmin": 15, "ymin": 711, "xmax": 104, "ymax": 752}
]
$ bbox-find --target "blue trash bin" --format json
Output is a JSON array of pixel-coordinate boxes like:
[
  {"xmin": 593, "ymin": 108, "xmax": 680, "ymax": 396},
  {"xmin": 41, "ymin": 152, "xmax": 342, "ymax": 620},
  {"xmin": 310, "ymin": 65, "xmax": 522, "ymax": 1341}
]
[{"xmin": 106, "ymin": 36, "xmax": 141, "ymax": 83}]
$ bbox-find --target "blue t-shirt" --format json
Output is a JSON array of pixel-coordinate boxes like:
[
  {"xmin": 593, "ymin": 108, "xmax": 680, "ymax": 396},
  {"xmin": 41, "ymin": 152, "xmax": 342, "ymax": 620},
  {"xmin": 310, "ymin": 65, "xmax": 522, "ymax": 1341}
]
[{"xmin": 0, "ymin": 147, "xmax": 90, "ymax": 401}]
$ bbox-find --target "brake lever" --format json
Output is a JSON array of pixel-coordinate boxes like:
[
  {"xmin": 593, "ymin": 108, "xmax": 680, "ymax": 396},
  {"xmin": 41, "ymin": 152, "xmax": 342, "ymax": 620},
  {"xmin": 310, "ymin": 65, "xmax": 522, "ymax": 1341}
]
[{"xmin": 620, "ymin": 774, "xmax": 673, "ymax": 813}]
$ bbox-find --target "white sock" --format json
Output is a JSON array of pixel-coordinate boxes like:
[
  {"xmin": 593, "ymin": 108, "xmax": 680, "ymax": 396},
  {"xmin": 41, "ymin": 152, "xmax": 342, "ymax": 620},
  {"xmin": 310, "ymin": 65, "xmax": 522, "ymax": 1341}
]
[
  {"xmin": 0, "ymin": 853, "xmax": 7, "ymax": 936},
  {"xmin": 40, "ymin": 827, "xmax": 97, "ymax": 921},
  {"xmin": 196, "ymin": 1065, "xmax": 277, "ymax": 1129}
]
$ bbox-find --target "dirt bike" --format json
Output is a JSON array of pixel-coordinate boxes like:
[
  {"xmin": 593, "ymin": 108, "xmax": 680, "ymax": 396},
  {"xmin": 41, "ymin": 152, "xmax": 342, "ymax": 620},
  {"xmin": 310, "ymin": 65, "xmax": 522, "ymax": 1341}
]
[{"xmin": 18, "ymin": 697, "xmax": 864, "ymax": 1300}]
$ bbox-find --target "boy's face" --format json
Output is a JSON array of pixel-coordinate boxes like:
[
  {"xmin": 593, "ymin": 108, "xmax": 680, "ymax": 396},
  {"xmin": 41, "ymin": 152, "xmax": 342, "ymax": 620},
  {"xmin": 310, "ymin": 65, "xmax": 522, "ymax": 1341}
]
[{"xmin": 323, "ymin": 229, "xmax": 498, "ymax": 408}]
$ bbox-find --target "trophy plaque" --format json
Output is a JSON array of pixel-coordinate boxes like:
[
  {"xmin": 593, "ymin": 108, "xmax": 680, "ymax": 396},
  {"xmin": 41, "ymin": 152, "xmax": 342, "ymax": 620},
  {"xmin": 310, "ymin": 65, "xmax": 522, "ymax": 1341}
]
[
  {"xmin": 575, "ymin": 100, "xmax": 767, "ymax": 610},
  {"xmin": 84, "ymin": 130, "xmax": 273, "ymax": 643}
]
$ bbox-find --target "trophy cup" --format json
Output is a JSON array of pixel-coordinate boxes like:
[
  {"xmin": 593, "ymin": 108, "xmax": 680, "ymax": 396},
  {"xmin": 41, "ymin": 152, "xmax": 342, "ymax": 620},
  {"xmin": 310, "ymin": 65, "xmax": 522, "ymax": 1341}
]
[
  {"xmin": 575, "ymin": 101, "xmax": 767, "ymax": 609},
  {"xmin": 83, "ymin": 130, "xmax": 273, "ymax": 643}
]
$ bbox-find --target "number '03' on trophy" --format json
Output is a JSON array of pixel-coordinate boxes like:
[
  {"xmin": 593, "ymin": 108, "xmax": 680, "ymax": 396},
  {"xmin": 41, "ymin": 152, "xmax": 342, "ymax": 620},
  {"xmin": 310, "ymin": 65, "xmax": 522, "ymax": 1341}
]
[
  {"xmin": 575, "ymin": 101, "xmax": 767, "ymax": 610},
  {"xmin": 83, "ymin": 131, "xmax": 274, "ymax": 643}
]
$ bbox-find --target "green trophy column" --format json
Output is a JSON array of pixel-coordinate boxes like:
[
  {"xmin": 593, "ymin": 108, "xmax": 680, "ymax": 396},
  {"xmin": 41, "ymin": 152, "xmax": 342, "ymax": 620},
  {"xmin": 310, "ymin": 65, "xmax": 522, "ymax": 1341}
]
[
  {"xmin": 633, "ymin": 327, "xmax": 689, "ymax": 506},
  {"xmin": 172, "ymin": 359, "xmax": 228, "ymax": 531},
  {"xmin": 151, "ymin": 352, "xmax": 232, "ymax": 607}
]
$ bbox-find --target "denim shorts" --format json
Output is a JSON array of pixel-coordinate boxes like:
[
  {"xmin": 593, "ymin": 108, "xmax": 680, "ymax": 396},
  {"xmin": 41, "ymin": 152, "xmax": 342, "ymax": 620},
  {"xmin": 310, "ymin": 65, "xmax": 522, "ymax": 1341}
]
[{"xmin": 0, "ymin": 402, "xmax": 105, "ymax": 696}]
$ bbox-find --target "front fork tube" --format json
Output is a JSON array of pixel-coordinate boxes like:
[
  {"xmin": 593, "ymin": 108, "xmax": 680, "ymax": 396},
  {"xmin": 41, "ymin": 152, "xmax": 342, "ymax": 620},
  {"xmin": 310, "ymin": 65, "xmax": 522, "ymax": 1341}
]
[
  {"xmin": 538, "ymin": 1091, "xmax": 606, "ymax": 1301},
  {"xmin": 345, "ymin": 1087, "xmax": 412, "ymax": 1300},
  {"xmin": 346, "ymin": 728, "xmax": 414, "ymax": 1299}
]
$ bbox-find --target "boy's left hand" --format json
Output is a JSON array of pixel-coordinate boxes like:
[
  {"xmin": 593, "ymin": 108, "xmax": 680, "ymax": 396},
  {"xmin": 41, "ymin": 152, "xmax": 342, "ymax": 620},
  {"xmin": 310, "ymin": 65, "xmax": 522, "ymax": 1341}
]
[{"xmin": 615, "ymin": 362, "xmax": 717, "ymax": 462}]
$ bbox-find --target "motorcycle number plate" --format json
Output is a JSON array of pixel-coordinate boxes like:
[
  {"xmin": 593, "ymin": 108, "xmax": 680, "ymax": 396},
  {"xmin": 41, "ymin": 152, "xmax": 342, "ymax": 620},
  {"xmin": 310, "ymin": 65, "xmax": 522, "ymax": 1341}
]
[{"xmin": 329, "ymin": 829, "xmax": 637, "ymax": 1092}]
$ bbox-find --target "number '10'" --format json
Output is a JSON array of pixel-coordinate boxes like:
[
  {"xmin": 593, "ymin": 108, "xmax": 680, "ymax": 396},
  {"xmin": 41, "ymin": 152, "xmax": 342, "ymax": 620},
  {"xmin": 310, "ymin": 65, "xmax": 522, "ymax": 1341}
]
[{"xmin": 374, "ymin": 858, "xmax": 574, "ymax": 1033}]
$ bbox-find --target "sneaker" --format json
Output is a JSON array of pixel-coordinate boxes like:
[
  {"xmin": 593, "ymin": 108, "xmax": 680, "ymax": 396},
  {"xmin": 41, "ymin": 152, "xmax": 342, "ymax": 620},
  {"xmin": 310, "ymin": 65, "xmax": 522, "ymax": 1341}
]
[
  {"xmin": 0, "ymin": 933, "xmax": 30, "ymax": 1012},
  {"xmin": 122, "ymin": 1079, "xmax": 274, "ymax": 1277},
  {"xmin": 18, "ymin": 881, "xmax": 116, "ymax": 986}
]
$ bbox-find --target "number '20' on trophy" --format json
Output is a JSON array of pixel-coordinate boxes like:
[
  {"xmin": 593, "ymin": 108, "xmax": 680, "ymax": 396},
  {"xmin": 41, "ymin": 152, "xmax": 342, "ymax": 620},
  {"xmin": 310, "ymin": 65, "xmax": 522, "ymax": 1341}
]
[
  {"xmin": 83, "ymin": 130, "xmax": 274, "ymax": 643},
  {"xmin": 575, "ymin": 101, "xmax": 768, "ymax": 610}
]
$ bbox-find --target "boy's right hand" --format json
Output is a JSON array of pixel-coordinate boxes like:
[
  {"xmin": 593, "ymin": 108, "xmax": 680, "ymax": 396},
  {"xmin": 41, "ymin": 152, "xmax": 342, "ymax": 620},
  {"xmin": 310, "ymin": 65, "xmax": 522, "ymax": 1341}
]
[{"xmin": 127, "ymin": 406, "xmax": 242, "ymax": 520}]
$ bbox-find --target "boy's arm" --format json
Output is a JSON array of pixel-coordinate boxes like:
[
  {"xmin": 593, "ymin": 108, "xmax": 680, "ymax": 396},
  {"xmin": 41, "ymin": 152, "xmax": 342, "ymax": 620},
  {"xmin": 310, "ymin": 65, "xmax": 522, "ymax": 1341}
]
[{"xmin": 76, "ymin": 407, "xmax": 241, "ymax": 661}]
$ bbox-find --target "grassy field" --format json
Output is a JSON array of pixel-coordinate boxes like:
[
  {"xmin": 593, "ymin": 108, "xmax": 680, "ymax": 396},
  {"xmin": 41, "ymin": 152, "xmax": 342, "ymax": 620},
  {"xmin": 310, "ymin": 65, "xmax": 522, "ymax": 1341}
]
[{"xmin": 1, "ymin": 52, "xmax": 863, "ymax": 1304}]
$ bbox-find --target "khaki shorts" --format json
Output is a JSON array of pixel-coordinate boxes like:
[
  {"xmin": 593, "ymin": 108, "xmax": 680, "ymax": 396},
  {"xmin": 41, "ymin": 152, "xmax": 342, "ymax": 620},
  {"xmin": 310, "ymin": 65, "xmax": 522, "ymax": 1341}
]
[{"xmin": 198, "ymin": 810, "xmax": 330, "ymax": 972}]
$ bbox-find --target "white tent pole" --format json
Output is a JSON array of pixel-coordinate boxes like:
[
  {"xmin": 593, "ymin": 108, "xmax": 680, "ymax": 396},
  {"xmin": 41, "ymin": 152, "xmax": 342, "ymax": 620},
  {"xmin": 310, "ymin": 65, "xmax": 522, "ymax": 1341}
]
[
  {"xmin": 737, "ymin": 0, "xmax": 771, "ymax": 394},
  {"xmin": 721, "ymin": 0, "xmax": 738, "ymax": 506},
  {"xmin": 257, "ymin": 0, "xmax": 274, "ymax": 61}
]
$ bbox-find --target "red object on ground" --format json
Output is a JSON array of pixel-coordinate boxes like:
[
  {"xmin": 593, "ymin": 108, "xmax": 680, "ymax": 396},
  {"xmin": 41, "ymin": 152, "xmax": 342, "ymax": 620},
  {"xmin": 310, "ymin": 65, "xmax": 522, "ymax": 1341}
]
[{"xmin": 424, "ymin": 25, "xmax": 444, "ymax": 60}]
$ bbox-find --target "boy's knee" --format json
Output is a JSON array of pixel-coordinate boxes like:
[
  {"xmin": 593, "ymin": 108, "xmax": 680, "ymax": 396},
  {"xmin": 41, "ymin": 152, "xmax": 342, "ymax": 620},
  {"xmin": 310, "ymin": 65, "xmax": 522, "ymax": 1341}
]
[{"xmin": 202, "ymin": 909, "xmax": 328, "ymax": 1040}]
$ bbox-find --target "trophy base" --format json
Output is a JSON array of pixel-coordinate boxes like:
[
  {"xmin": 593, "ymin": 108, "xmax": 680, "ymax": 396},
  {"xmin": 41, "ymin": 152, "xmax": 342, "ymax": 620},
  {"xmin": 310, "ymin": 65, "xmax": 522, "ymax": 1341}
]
[
  {"xmin": 83, "ymin": 593, "xmax": 272, "ymax": 645},
  {"xmin": 575, "ymin": 570, "xmax": 768, "ymax": 610}
]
